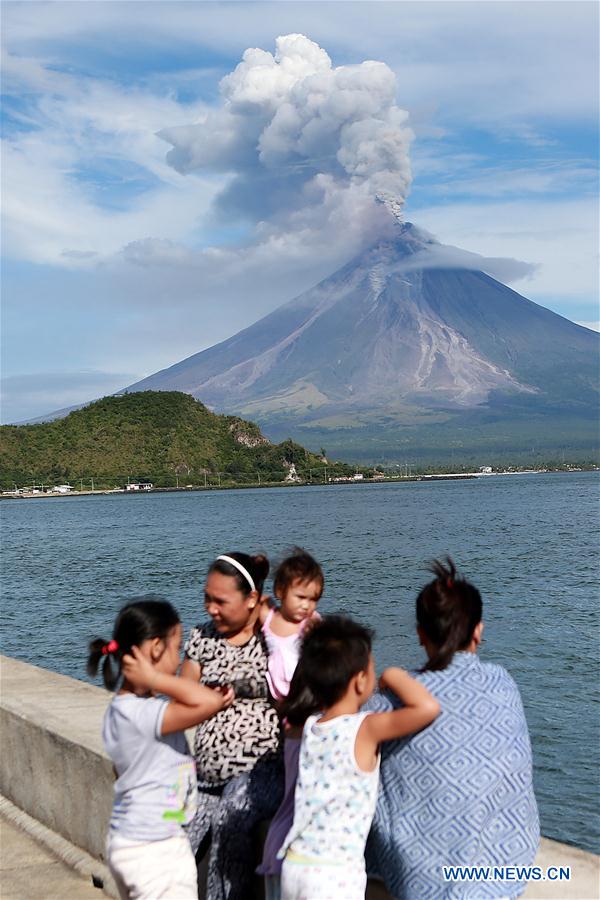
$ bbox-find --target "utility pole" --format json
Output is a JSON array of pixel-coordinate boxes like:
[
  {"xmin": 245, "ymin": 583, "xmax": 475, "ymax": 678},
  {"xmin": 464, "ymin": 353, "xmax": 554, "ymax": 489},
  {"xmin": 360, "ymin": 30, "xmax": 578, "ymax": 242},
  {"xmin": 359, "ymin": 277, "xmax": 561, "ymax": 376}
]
[
  {"xmin": 257, "ymin": 472, "xmax": 261, "ymax": 485},
  {"xmin": 218, "ymin": 472, "xmax": 221, "ymax": 487},
  {"xmin": 91, "ymin": 477, "xmax": 94, "ymax": 492},
  {"xmin": 324, "ymin": 467, "xmax": 327, "ymax": 483},
  {"xmin": 204, "ymin": 471, "xmax": 207, "ymax": 488}
]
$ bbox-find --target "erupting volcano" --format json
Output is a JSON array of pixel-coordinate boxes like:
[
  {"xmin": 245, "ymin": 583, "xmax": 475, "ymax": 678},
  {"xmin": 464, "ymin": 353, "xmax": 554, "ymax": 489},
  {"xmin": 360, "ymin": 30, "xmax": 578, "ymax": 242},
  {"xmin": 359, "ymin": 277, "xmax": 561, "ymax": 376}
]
[{"xmin": 121, "ymin": 222, "xmax": 598, "ymax": 461}]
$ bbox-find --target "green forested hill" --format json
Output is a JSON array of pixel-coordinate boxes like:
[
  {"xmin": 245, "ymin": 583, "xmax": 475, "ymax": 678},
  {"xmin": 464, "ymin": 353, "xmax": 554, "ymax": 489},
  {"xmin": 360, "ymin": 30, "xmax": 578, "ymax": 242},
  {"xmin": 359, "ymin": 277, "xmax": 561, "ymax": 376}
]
[{"xmin": 0, "ymin": 392, "xmax": 340, "ymax": 489}]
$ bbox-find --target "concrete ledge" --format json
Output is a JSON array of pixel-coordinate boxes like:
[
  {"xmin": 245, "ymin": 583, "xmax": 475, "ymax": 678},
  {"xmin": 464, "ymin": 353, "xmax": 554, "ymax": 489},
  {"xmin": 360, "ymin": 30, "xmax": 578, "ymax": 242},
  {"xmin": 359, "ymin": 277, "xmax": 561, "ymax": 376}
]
[
  {"xmin": 524, "ymin": 837, "xmax": 600, "ymax": 899},
  {"xmin": 0, "ymin": 655, "xmax": 112, "ymax": 861},
  {"xmin": 1, "ymin": 654, "xmax": 598, "ymax": 900}
]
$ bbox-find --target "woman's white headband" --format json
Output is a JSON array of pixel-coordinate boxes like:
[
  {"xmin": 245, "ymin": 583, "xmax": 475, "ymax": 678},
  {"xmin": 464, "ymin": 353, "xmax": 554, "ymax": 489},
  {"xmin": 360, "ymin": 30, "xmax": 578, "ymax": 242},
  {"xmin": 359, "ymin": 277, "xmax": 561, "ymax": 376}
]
[{"xmin": 216, "ymin": 555, "xmax": 256, "ymax": 592}]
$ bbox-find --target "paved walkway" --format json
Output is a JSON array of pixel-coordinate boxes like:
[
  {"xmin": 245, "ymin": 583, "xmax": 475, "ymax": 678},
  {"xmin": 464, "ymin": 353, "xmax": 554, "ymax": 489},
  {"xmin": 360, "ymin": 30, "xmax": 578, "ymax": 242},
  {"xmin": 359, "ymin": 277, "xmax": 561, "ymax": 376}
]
[
  {"xmin": 0, "ymin": 815, "xmax": 102, "ymax": 900},
  {"xmin": 2, "ymin": 810, "xmax": 598, "ymax": 900}
]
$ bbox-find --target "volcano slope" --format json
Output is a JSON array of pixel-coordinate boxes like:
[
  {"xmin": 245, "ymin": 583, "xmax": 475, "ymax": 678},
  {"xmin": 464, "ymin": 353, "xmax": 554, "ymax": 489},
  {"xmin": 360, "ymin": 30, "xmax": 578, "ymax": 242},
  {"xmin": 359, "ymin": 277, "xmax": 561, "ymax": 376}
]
[{"xmin": 124, "ymin": 224, "xmax": 598, "ymax": 463}]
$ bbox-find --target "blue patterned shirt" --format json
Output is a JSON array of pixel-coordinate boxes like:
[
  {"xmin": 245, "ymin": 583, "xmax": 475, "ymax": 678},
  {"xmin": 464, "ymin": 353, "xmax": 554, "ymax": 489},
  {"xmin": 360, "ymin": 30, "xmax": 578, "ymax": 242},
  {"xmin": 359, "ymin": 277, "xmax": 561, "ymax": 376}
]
[{"xmin": 365, "ymin": 652, "xmax": 539, "ymax": 898}]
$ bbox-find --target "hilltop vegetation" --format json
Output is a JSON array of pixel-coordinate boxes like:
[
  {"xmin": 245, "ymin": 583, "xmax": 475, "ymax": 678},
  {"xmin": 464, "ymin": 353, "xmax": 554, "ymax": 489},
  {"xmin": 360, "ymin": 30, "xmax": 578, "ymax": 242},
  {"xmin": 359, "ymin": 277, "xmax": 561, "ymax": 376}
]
[{"xmin": 0, "ymin": 392, "xmax": 345, "ymax": 490}]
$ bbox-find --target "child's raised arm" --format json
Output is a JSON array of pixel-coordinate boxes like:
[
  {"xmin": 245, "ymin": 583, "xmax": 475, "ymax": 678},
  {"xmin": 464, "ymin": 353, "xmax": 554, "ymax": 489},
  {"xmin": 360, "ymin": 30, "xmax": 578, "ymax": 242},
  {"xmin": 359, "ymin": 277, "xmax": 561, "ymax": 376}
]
[
  {"xmin": 122, "ymin": 646, "xmax": 234, "ymax": 735},
  {"xmin": 355, "ymin": 668, "xmax": 440, "ymax": 770}
]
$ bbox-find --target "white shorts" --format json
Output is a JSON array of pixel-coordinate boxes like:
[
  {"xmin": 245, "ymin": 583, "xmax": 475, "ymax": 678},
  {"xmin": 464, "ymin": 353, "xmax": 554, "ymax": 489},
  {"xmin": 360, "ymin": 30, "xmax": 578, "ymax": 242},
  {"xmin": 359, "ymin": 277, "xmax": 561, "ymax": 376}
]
[
  {"xmin": 281, "ymin": 857, "xmax": 366, "ymax": 900},
  {"xmin": 107, "ymin": 834, "xmax": 197, "ymax": 899}
]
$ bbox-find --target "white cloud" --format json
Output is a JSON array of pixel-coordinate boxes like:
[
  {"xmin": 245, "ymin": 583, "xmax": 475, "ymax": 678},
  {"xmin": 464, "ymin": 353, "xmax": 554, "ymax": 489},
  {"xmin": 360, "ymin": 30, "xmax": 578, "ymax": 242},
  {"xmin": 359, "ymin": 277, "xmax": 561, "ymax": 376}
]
[
  {"xmin": 411, "ymin": 197, "xmax": 599, "ymax": 304},
  {"xmin": 1, "ymin": 135, "xmax": 218, "ymax": 265},
  {"xmin": 412, "ymin": 161, "xmax": 598, "ymax": 200},
  {"xmin": 4, "ymin": 2, "xmax": 596, "ymax": 126},
  {"xmin": 381, "ymin": 240, "xmax": 538, "ymax": 285},
  {"xmin": 1, "ymin": 50, "xmax": 217, "ymax": 265}
]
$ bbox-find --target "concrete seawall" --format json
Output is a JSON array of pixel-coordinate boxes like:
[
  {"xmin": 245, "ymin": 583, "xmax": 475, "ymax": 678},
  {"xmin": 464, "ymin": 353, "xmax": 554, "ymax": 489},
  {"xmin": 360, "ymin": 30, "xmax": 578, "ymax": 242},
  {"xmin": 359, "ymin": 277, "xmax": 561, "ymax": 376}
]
[
  {"xmin": 0, "ymin": 655, "xmax": 113, "ymax": 863},
  {"xmin": 1, "ymin": 654, "xmax": 598, "ymax": 899}
]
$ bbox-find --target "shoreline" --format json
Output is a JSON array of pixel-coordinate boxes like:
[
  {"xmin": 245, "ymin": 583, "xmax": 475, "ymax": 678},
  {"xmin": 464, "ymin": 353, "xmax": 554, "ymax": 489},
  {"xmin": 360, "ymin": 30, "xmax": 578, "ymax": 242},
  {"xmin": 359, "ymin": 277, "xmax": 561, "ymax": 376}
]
[{"xmin": 1, "ymin": 467, "xmax": 596, "ymax": 500}]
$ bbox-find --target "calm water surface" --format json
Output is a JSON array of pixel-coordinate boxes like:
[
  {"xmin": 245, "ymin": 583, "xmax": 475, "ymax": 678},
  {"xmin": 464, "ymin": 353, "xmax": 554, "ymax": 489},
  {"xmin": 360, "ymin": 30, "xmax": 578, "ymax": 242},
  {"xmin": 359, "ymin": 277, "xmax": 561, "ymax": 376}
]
[{"xmin": 2, "ymin": 472, "xmax": 598, "ymax": 853}]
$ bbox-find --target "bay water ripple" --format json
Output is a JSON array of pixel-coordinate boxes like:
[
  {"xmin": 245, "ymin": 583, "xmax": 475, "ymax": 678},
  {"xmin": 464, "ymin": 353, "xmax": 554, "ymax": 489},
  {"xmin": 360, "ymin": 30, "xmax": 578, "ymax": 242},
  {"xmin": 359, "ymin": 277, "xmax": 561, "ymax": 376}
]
[{"xmin": 1, "ymin": 472, "xmax": 598, "ymax": 853}]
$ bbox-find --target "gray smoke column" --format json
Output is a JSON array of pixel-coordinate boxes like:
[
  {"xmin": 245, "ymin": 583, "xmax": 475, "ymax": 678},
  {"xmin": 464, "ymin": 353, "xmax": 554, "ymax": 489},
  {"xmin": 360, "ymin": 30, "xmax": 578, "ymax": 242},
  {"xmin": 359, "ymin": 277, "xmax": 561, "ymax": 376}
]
[{"xmin": 159, "ymin": 34, "xmax": 413, "ymax": 227}]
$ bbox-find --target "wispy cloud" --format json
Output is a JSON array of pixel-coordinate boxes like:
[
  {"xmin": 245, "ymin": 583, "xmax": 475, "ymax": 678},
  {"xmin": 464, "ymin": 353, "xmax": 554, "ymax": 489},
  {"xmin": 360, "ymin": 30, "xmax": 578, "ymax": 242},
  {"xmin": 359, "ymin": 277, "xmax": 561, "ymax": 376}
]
[
  {"xmin": 413, "ymin": 197, "xmax": 599, "ymax": 304},
  {"xmin": 1, "ymin": 49, "xmax": 216, "ymax": 265}
]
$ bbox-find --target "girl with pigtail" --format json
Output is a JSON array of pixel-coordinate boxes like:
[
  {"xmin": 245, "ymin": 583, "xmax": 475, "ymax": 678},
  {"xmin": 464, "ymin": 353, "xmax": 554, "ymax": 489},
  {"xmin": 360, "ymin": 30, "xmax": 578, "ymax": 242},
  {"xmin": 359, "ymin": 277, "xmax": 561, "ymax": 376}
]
[
  {"xmin": 366, "ymin": 558, "xmax": 540, "ymax": 900},
  {"xmin": 87, "ymin": 598, "xmax": 234, "ymax": 900}
]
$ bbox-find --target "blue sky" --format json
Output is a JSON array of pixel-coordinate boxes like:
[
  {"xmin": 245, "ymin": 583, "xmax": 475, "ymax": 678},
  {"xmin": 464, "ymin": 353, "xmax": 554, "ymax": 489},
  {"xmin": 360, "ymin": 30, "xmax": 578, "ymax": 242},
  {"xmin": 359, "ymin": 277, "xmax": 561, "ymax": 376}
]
[{"xmin": 1, "ymin": 0, "xmax": 598, "ymax": 423}]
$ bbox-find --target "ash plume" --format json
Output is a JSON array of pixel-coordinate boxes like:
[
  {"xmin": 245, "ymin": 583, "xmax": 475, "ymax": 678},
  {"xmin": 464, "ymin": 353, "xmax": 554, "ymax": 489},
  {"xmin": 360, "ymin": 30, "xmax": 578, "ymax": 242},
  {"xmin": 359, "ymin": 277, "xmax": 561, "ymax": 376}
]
[{"xmin": 159, "ymin": 34, "xmax": 413, "ymax": 234}]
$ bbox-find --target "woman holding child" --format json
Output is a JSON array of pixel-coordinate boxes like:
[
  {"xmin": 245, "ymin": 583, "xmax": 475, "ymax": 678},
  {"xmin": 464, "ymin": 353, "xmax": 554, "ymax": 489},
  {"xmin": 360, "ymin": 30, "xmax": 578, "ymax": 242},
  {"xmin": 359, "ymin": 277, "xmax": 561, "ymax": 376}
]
[
  {"xmin": 366, "ymin": 558, "xmax": 540, "ymax": 899},
  {"xmin": 181, "ymin": 551, "xmax": 283, "ymax": 900}
]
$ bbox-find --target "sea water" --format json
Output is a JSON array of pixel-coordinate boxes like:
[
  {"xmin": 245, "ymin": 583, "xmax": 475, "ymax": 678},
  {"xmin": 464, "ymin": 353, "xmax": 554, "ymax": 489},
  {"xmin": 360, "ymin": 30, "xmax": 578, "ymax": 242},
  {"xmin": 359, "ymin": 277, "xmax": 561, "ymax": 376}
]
[{"xmin": 1, "ymin": 471, "xmax": 598, "ymax": 853}]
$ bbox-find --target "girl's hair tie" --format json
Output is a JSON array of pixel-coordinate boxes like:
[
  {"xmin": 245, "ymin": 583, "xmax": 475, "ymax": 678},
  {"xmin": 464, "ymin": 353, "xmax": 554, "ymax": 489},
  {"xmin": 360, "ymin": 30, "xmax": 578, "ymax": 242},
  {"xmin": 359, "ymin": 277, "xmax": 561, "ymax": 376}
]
[
  {"xmin": 102, "ymin": 639, "xmax": 119, "ymax": 655},
  {"xmin": 446, "ymin": 577, "xmax": 454, "ymax": 589}
]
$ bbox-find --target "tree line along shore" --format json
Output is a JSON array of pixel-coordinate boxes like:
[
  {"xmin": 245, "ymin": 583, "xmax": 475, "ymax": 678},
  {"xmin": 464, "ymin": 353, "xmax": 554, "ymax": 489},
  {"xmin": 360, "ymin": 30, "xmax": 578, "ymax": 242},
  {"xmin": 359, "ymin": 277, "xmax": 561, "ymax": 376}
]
[
  {"xmin": 3, "ymin": 464, "xmax": 596, "ymax": 500},
  {"xmin": 1, "ymin": 391, "xmax": 597, "ymax": 495}
]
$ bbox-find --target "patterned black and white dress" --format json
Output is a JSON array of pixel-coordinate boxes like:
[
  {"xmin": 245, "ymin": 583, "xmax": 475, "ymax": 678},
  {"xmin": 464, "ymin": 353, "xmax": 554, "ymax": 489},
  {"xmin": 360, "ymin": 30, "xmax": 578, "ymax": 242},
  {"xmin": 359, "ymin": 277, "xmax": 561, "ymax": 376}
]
[{"xmin": 184, "ymin": 621, "xmax": 283, "ymax": 900}]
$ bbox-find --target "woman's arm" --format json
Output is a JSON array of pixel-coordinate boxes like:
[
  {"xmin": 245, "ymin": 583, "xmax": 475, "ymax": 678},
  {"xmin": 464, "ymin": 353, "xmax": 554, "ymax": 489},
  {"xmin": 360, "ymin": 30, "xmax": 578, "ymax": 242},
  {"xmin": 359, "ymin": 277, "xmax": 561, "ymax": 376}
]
[
  {"xmin": 180, "ymin": 657, "xmax": 202, "ymax": 682},
  {"xmin": 257, "ymin": 593, "xmax": 274, "ymax": 624},
  {"xmin": 122, "ymin": 647, "xmax": 233, "ymax": 735},
  {"xmin": 355, "ymin": 668, "xmax": 440, "ymax": 769}
]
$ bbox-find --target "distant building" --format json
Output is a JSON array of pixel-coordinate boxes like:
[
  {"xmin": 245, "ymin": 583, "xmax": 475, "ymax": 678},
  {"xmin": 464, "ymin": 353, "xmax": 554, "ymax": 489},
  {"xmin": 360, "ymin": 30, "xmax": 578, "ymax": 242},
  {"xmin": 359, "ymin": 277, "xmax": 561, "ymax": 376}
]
[
  {"xmin": 480, "ymin": 466, "xmax": 493, "ymax": 474},
  {"xmin": 352, "ymin": 473, "xmax": 364, "ymax": 481},
  {"xmin": 126, "ymin": 482, "xmax": 153, "ymax": 491},
  {"xmin": 52, "ymin": 484, "xmax": 73, "ymax": 493}
]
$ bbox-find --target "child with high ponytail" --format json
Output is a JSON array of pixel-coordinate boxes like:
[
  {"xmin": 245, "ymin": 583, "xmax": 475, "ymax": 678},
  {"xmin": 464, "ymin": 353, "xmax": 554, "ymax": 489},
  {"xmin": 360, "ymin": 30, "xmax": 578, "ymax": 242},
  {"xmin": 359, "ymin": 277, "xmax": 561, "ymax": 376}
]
[
  {"xmin": 366, "ymin": 558, "xmax": 539, "ymax": 899},
  {"xmin": 88, "ymin": 598, "xmax": 234, "ymax": 900},
  {"xmin": 415, "ymin": 556, "xmax": 484, "ymax": 671}
]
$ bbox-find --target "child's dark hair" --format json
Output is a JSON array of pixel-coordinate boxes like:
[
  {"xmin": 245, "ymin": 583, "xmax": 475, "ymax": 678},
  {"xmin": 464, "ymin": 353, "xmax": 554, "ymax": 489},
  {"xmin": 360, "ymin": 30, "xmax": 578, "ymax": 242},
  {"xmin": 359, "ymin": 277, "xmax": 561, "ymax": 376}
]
[
  {"xmin": 87, "ymin": 598, "xmax": 180, "ymax": 691},
  {"xmin": 298, "ymin": 615, "xmax": 372, "ymax": 708},
  {"xmin": 273, "ymin": 547, "xmax": 324, "ymax": 600},
  {"xmin": 209, "ymin": 552, "xmax": 269, "ymax": 596},
  {"xmin": 416, "ymin": 557, "xmax": 482, "ymax": 672},
  {"xmin": 279, "ymin": 655, "xmax": 321, "ymax": 727}
]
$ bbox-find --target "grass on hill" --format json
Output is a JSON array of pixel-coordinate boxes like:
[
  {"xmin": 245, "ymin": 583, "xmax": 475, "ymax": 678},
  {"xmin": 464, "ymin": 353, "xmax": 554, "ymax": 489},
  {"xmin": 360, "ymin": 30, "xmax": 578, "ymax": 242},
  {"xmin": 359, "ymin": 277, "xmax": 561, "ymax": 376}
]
[{"xmin": 0, "ymin": 391, "xmax": 357, "ymax": 490}]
